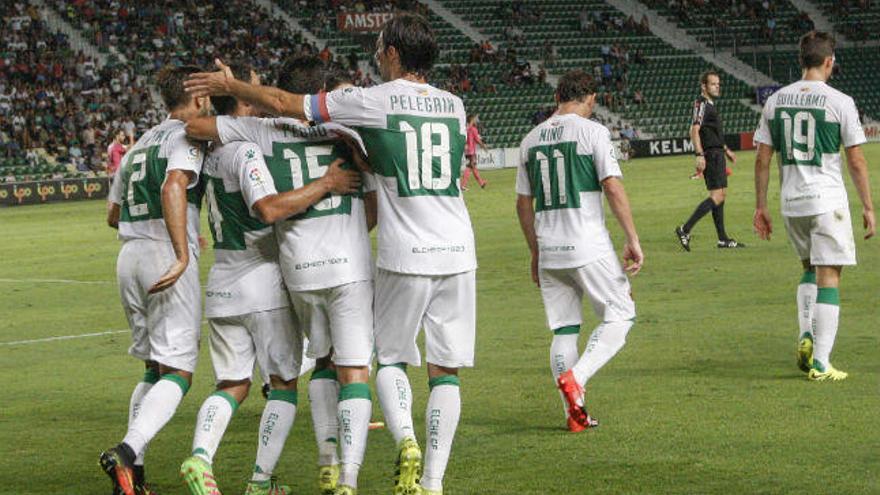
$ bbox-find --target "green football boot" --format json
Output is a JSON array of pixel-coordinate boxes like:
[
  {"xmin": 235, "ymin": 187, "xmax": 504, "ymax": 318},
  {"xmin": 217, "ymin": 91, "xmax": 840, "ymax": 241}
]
[
  {"xmin": 243, "ymin": 476, "xmax": 291, "ymax": 495},
  {"xmin": 797, "ymin": 333, "xmax": 813, "ymax": 373},
  {"xmin": 319, "ymin": 464, "xmax": 339, "ymax": 494},
  {"xmin": 393, "ymin": 437, "xmax": 422, "ymax": 495},
  {"xmin": 180, "ymin": 456, "xmax": 221, "ymax": 495}
]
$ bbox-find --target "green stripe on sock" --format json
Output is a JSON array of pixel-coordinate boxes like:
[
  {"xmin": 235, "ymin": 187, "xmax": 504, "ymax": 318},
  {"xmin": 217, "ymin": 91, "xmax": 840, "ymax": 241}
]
[
  {"xmin": 211, "ymin": 390, "xmax": 240, "ymax": 413},
  {"xmin": 339, "ymin": 382, "xmax": 372, "ymax": 401},
  {"xmin": 310, "ymin": 368, "xmax": 338, "ymax": 381},
  {"xmin": 428, "ymin": 375, "xmax": 461, "ymax": 390},
  {"xmin": 143, "ymin": 368, "xmax": 160, "ymax": 384},
  {"xmin": 553, "ymin": 325, "xmax": 580, "ymax": 335},
  {"xmin": 267, "ymin": 389, "xmax": 298, "ymax": 405},
  {"xmin": 816, "ymin": 287, "xmax": 840, "ymax": 305},
  {"xmin": 192, "ymin": 447, "xmax": 210, "ymax": 460},
  {"xmin": 378, "ymin": 362, "xmax": 407, "ymax": 371},
  {"xmin": 800, "ymin": 271, "xmax": 817, "ymax": 285},
  {"xmin": 162, "ymin": 374, "xmax": 190, "ymax": 395}
]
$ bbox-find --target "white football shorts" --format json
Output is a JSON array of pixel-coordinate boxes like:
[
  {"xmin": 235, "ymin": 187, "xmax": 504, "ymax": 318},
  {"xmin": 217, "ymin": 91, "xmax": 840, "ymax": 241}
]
[
  {"xmin": 288, "ymin": 280, "xmax": 374, "ymax": 367},
  {"xmin": 374, "ymin": 269, "xmax": 476, "ymax": 368},
  {"xmin": 116, "ymin": 239, "xmax": 201, "ymax": 372},
  {"xmin": 208, "ymin": 307, "xmax": 302, "ymax": 383},
  {"xmin": 539, "ymin": 255, "xmax": 636, "ymax": 331},
  {"xmin": 783, "ymin": 208, "xmax": 856, "ymax": 266}
]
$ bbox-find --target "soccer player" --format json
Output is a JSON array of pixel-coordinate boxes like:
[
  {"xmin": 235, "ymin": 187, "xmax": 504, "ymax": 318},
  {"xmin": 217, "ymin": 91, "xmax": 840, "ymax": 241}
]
[
  {"xmin": 675, "ymin": 70, "xmax": 744, "ymax": 250},
  {"xmin": 178, "ymin": 62, "xmax": 361, "ymax": 495},
  {"xmin": 516, "ymin": 70, "xmax": 643, "ymax": 431},
  {"xmin": 461, "ymin": 114, "xmax": 488, "ymax": 190},
  {"xmin": 753, "ymin": 31, "xmax": 875, "ymax": 381},
  {"xmin": 101, "ymin": 65, "xmax": 209, "ymax": 495},
  {"xmin": 185, "ymin": 14, "xmax": 476, "ymax": 495},
  {"xmin": 185, "ymin": 56, "xmax": 377, "ymax": 495}
]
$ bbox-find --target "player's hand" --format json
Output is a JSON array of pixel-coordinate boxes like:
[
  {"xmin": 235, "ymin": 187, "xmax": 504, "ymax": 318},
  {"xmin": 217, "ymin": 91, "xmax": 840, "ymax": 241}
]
[
  {"xmin": 753, "ymin": 208, "xmax": 773, "ymax": 240},
  {"xmin": 863, "ymin": 208, "xmax": 876, "ymax": 240},
  {"xmin": 530, "ymin": 254, "xmax": 540, "ymax": 287},
  {"xmin": 695, "ymin": 155, "xmax": 706, "ymax": 173},
  {"xmin": 335, "ymin": 133, "xmax": 372, "ymax": 173},
  {"xmin": 323, "ymin": 158, "xmax": 361, "ymax": 194},
  {"xmin": 149, "ymin": 258, "xmax": 189, "ymax": 294},
  {"xmin": 184, "ymin": 59, "xmax": 234, "ymax": 98},
  {"xmin": 725, "ymin": 148, "xmax": 736, "ymax": 163},
  {"xmin": 622, "ymin": 240, "xmax": 643, "ymax": 276}
]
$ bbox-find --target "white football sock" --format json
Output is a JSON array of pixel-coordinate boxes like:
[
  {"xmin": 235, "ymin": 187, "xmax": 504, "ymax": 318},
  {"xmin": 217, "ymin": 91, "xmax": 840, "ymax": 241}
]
[
  {"xmin": 191, "ymin": 392, "xmax": 237, "ymax": 464},
  {"xmin": 337, "ymin": 383, "xmax": 372, "ymax": 488},
  {"xmin": 128, "ymin": 375, "xmax": 156, "ymax": 466},
  {"xmin": 252, "ymin": 390, "xmax": 297, "ymax": 482},
  {"xmin": 421, "ymin": 376, "xmax": 461, "ymax": 493},
  {"xmin": 550, "ymin": 331, "xmax": 579, "ymax": 417},
  {"xmin": 571, "ymin": 320, "xmax": 633, "ymax": 387},
  {"xmin": 813, "ymin": 288, "xmax": 840, "ymax": 369},
  {"xmin": 376, "ymin": 365, "xmax": 415, "ymax": 444},
  {"xmin": 309, "ymin": 371, "xmax": 340, "ymax": 466},
  {"xmin": 123, "ymin": 375, "xmax": 188, "ymax": 456},
  {"xmin": 797, "ymin": 272, "xmax": 817, "ymax": 339}
]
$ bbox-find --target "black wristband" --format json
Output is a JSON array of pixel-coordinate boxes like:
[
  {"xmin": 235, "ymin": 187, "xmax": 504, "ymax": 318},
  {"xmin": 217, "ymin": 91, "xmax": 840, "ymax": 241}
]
[{"xmin": 695, "ymin": 152, "xmax": 704, "ymax": 157}]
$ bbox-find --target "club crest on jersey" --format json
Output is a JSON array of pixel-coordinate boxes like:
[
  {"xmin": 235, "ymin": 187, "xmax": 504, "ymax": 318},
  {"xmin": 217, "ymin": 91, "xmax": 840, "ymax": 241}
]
[{"xmin": 187, "ymin": 146, "xmax": 201, "ymax": 163}]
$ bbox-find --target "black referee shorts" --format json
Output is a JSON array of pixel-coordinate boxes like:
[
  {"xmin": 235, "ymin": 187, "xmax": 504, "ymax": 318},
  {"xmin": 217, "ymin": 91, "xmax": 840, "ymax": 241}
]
[{"xmin": 703, "ymin": 149, "xmax": 727, "ymax": 190}]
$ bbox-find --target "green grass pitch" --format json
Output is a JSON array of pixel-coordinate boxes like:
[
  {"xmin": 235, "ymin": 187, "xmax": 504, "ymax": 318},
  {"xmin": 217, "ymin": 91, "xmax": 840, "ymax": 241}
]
[{"xmin": 1, "ymin": 145, "xmax": 878, "ymax": 494}]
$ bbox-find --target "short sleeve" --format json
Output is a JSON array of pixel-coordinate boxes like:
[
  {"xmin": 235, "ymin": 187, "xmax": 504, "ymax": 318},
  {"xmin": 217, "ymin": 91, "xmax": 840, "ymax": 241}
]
[
  {"xmin": 306, "ymin": 87, "xmax": 367, "ymax": 126},
  {"xmin": 108, "ymin": 168, "xmax": 123, "ymax": 204},
  {"xmin": 591, "ymin": 127, "xmax": 622, "ymax": 181},
  {"xmin": 216, "ymin": 116, "xmax": 270, "ymax": 148},
  {"xmin": 165, "ymin": 130, "xmax": 204, "ymax": 187},
  {"xmin": 363, "ymin": 172, "xmax": 378, "ymax": 193},
  {"xmin": 234, "ymin": 142, "xmax": 277, "ymax": 214},
  {"xmin": 515, "ymin": 143, "xmax": 532, "ymax": 196},
  {"xmin": 753, "ymin": 100, "xmax": 774, "ymax": 146},
  {"xmin": 840, "ymin": 97, "xmax": 866, "ymax": 148},
  {"xmin": 691, "ymin": 99, "xmax": 705, "ymax": 126}
]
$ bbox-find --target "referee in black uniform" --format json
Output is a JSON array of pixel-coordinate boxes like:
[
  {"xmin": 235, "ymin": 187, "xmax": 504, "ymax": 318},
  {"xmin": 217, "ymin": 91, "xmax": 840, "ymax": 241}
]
[{"xmin": 675, "ymin": 70, "xmax": 744, "ymax": 250}]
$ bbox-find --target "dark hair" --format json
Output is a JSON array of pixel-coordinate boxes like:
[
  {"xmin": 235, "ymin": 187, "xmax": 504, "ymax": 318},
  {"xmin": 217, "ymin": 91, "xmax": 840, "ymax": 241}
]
[
  {"xmin": 277, "ymin": 55, "xmax": 325, "ymax": 94},
  {"xmin": 212, "ymin": 62, "xmax": 255, "ymax": 116},
  {"xmin": 324, "ymin": 64, "xmax": 353, "ymax": 91},
  {"xmin": 700, "ymin": 70, "xmax": 720, "ymax": 86},
  {"xmin": 556, "ymin": 70, "xmax": 597, "ymax": 103},
  {"xmin": 156, "ymin": 65, "xmax": 204, "ymax": 111},
  {"xmin": 799, "ymin": 31, "xmax": 835, "ymax": 69},
  {"xmin": 380, "ymin": 13, "xmax": 438, "ymax": 76}
]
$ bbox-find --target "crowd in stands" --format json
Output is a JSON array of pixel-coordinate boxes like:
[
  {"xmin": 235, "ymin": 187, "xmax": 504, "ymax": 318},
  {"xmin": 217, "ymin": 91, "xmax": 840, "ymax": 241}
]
[
  {"xmin": 823, "ymin": 0, "xmax": 878, "ymax": 40},
  {"xmin": 1, "ymin": 1, "xmax": 155, "ymax": 176},
  {"xmin": 646, "ymin": 0, "xmax": 815, "ymax": 46}
]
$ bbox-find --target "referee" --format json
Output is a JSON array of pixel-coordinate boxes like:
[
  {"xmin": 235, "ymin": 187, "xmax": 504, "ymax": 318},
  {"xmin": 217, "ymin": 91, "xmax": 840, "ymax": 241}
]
[{"xmin": 675, "ymin": 70, "xmax": 744, "ymax": 250}]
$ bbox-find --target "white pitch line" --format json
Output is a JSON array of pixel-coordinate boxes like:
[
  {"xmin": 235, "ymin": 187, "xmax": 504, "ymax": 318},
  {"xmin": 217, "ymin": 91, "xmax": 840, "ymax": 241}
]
[
  {"xmin": 0, "ymin": 329, "xmax": 128, "ymax": 346},
  {"xmin": 0, "ymin": 278, "xmax": 114, "ymax": 285}
]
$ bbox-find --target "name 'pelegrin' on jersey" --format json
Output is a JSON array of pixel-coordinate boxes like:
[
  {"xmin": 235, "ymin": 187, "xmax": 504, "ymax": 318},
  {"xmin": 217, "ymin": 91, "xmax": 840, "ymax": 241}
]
[
  {"xmin": 108, "ymin": 118, "xmax": 205, "ymax": 253},
  {"xmin": 216, "ymin": 116, "xmax": 373, "ymax": 291},
  {"xmin": 516, "ymin": 113, "xmax": 621, "ymax": 270},
  {"xmin": 754, "ymin": 80, "xmax": 867, "ymax": 217},
  {"xmin": 201, "ymin": 140, "xmax": 289, "ymax": 318},
  {"xmin": 305, "ymin": 79, "xmax": 477, "ymax": 276}
]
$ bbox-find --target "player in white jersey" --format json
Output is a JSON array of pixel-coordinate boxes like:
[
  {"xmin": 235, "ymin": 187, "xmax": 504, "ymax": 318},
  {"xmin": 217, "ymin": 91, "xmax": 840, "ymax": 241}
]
[
  {"xmin": 754, "ymin": 32, "xmax": 874, "ymax": 381},
  {"xmin": 100, "ymin": 65, "xmax": 210, "ymax": 495},
  {"xmin": 516, "ymin": 71, "xmax": 643, "ymax": 432},
  {"xmin": 178, "ymin": 62, "xmax": 361, "ymax": 495},
  {"xmin": 186, "ymin": 14, "xmax": 476, "ymax": 495},
  {"xmin": 186, "ymin": 56, "xmax": 377, "ymax": 495}
]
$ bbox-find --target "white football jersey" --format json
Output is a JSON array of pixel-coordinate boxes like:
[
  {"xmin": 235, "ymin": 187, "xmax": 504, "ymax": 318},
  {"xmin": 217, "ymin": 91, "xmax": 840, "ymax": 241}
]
[
  {"xmin": 108, "ymin": 118, "xmax": 205, "ymax": 253},
  {"xmin": 754, "ymin": 80, "xmax": 866, "ymax": 217},
  {"xmin": 217, "ymin": 116, "xmax": 372, "ymax": 291},
  {"xmin": 516, "ymin": 113, "xmax": 621, "ymax": 269},
  {"xmin": 304, "ymin": 79, "xmax": 477, "ymax": 276},
  {"xmin": 201, "ymin": 141, "xmax": 289, "ymax": 318}
]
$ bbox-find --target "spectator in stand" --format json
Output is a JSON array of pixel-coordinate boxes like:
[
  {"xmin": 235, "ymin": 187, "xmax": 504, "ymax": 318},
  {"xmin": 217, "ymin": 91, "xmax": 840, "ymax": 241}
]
[
  {"xmin": 462, "ymin": 114, "xmax": 489, "ymax": 190},
  {"xmin": 633, "ymin": 89, "xmax": 645, "ymax": 105},
  {"xmin": 106, "ymin": 128, "xmax": 127, "ymax": 175}
]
